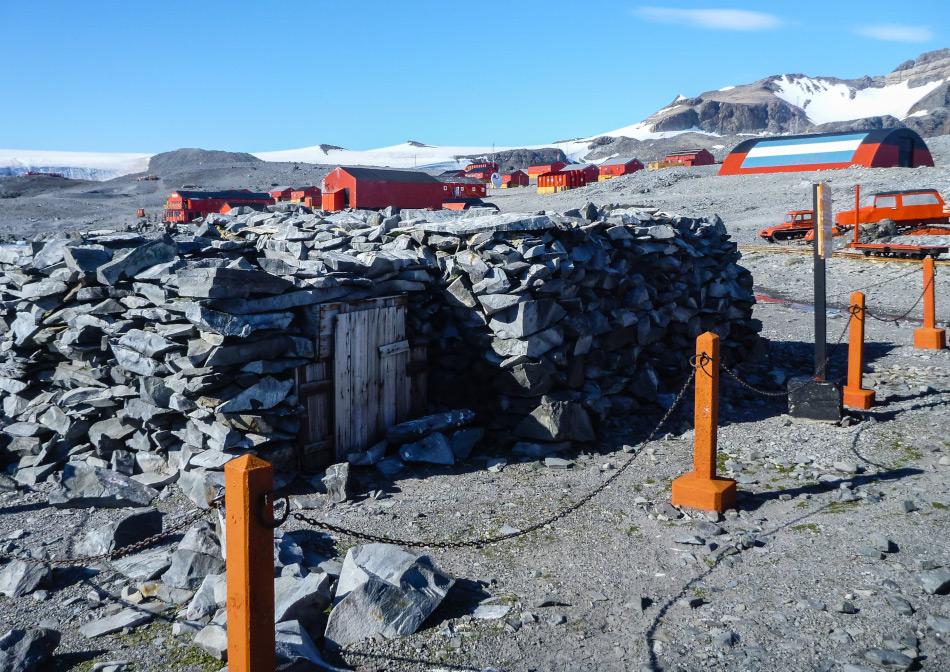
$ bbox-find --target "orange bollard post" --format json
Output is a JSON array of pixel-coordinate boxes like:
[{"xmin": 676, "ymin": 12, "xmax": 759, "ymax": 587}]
[
  {"xmin": 671, "ymin": 331, "xmax": 737, "ymax": 512},
  {"xmin": 843, "ymin": 291, "xmax": 875, "ymax": 410},
  {"xmin": 914, "ymin": 257, "xmax": 946, "ymax": 350},
  {"xmin": 225, "ymin": 455, "xmax": 275, "ymax": 672}
]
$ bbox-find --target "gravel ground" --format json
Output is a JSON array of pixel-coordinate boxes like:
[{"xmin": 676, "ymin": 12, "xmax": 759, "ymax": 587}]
[{"xmin": 1, "ymin": 144, "xmax": 949, "ymax": 671}]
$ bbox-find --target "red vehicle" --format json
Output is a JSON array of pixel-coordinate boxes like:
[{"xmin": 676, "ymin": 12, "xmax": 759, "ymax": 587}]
[
  {"xmin": 837, "ymin": 189, "xmax": 950, "ymax": 233},
  {"xmin": 841, "ymin": 187, "xmax": 950, "ymax": 258},
  {"xmin": 758, "ymin": 210, "xmax": 815, "ymax": 242}
]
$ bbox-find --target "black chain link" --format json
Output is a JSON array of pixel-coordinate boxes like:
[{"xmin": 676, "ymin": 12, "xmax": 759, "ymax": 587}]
[
  {"xmin": 836, "ymin": 266, "xmax": 920, "ymax": 300},
  {"xmin": 0, "ymin": 500, "xmax": 221, "ymax": 568},
  {"xmin": 864, "ymin": 275, "xmax": 934, "ymax": 324},
  {"xmin": 293, "ymin": 368, "xmax": 697, "ymax": 550},
  {"xmin": 719, "ymin": 363, "xmax": 789, "ymax": 397}
]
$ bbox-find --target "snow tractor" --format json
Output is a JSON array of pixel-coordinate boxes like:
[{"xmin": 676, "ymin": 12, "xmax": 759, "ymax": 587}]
[
  {"xmin": 758, "ymin": 210, "xmax": 816, "ymax": 242},
  {"xmin": 841, "ymin": 187, "xmax": 950, "ymax": 259}
]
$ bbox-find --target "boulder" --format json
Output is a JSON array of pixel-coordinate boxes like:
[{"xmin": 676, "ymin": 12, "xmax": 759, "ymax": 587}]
[
  {"xmin": 48, "ymin": 464, "xmax": 158, "ymax": 508},
  {"xmin": 0, "ymin": 628, "xmax": 61, "ymax": 672},
  {"xmin": 325, "ymin": 544, "xmax": 454, "ymax": 647},
  {"xmin": 515, "ymin": 398, "xmax": 595, "ymax": 442},
  {"xmin": 75, "ymin": 508, "xmax": 163, "ymax": 557},
  {"xmin": 399, "ymin": 433, "xmax": 455, "ymax": 465},
  {"xmin": 321, "ymin": 463, "xmax": 350, "ymax": 504},
  {"xmin": 0, "ymin": 561, "xmax": 50, "ymax": 598}
]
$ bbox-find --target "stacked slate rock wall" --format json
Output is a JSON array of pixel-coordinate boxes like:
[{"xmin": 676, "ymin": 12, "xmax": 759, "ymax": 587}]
[{"xmin": 0, "ymin": 204, "xmax": 758, "ymax": 502}]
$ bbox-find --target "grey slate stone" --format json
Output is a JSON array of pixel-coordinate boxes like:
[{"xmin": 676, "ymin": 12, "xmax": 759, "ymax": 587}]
[
  {"xmin": 515, "ymin": 398, "xmax": 596, "ymax": 442},
  {"xmin": 274, "ymin": 572, "xmax": 332, "ymax": 626},
  {"xmin": 96, "ymin": 240, "xmax": 176, "ymax": 286},
  {"xmin": 216, "ymin": 376, "xmax": 293, "ymax": 413},
  {"xmin": 386, "ymin": 409, "xmax": 476, "ymax": 444},
  {"xmin": 79, "ymin": 608, "xmax": 153, "ymax": 638},
  {"xmin": 183, "ymin": 304, "xmax": 294, "ymax": 338},
  {"xmin": 75, "ymin": 508, "xmax": 163, "ymax": 556},
  {"xmin": 918, "ymin": 567, "xmax": 950, "ymax": 595},
  {"xmin": 49, "ymin": 464, "xmax": 158, "ymax": 508},
  {"xmin": 322, "ymin": 463, "xmax": 350, "ymax": 503},
  {"xmin": 325, "ymin": 544, "xmax": 454, "ymax": 647},
  {"xmin": 488, "ymin": 299, "xmax": 567, "ymax": 339},
  {"xmin": 0, "ymin": 561, "xmax": 50, "ymax": 598},
  {"xmin": 0, "ymin": 627, "xmax": 61, "ymax": 672},
  {"xmin": 400, "ymin": 432, "xmax": 455, "ymax": 465},
  {"xmin": 177, "ymin": 267, "xmax": 294, "ymax": 298}
]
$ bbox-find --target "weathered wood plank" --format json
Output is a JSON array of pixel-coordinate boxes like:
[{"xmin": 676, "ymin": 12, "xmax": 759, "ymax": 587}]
[{"xmin": 378, "ymin": 339, "xmax": 410, "ymax": 357}]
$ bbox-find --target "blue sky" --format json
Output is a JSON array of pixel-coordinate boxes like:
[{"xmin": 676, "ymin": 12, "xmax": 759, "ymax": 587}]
[{"xmin": 1, "ymin": 1, "xmax": 946, "ymax": 153}]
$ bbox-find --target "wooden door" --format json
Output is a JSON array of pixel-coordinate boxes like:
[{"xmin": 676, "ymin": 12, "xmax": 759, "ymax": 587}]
[{"xmin": 333, "ymin": 303, "xmax": 411, "ymax": 461}]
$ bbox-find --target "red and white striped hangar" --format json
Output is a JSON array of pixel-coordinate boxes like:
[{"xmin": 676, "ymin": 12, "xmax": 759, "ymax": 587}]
[{"xmin": 719, "ymin": 128, "xmax": 933, "ymax": 176}]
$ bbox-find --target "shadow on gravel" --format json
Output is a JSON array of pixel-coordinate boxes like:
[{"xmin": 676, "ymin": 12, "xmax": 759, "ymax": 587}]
[
  {"xmin": 0, "ymin": 501, "xmax": 50, "ymax": 515},
  {"xmin": 865, "ymin": 399, "xmax": 950, "ymax": 423},
  {"xmin": 643, "ymin": 464, "xmax": 927, "ymax": 671},
  {"xmin": 50, "ymin": 649, "xmax": 109, "ymax": 671},
  {"xmin": 742, "ymin": 467, "xmax": 923, "ymax": 511}
]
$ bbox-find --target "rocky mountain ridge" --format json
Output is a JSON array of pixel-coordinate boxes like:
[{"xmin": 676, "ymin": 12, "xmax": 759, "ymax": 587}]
[{"xmin": 640, "ymin": 49, "xmax": 950, "ymax": 139}]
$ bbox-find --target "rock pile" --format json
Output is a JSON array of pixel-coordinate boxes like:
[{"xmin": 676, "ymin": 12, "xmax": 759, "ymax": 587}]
[{"xmin": 0, "ymin": 205, "xmax": 758, "ymax": 501}]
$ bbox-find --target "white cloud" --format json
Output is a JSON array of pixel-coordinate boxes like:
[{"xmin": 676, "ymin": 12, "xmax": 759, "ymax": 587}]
[
  {"xmin": 855, "ymin": 24, "xmax": 933, "ymax": 43},
  {"xmin": 634, "ymin": 6, "xmax": 782, "ymax": 31}
]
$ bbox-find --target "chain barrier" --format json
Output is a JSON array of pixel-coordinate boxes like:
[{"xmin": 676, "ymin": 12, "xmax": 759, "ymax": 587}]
[
  {"xmin": 836, "ymin": 266, "xmax": 920, "ymax": 300},
  {"xmin": 719, "ymin": 363, "xmax": 789, "ymax": 397},
  {"xmin": 293, "ymin": 368, "xmax": 697, "ymax": 550},
  {"xmin": 0, "ymin": 500, "xmax": 221, "ymax": 568},
  {"xmin": 864, "ymin": 275, "xmax": 933, "ymax": 324}
]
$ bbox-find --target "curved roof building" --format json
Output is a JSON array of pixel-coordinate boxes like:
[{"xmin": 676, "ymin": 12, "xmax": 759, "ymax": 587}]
[{"xmin": 719, "ymin": 128, "xmax": 934, "ymax": 176}]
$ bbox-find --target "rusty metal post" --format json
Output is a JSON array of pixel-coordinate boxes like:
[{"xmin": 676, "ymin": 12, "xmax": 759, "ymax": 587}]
[
  {"xmin": 225, "ymin": 455, "xmax": 275, "ymax": 672},
  {"xmin": 671, "ymin": 332, "xmax": 737, "ymax": 512},
  {"xmin": 914, "ymin": 257, "xmax": 946, "ymax": 350},
  {"xmin": 843, "ymin": 291, "xmax": 875, "ymax": 410}
]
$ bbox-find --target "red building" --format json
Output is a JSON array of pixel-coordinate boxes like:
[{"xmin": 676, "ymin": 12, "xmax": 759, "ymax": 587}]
[
  {"xmin": 163, "ymin": 190, "xmax": 274, "ymax": 223},
  {"xmin": 598, "ymin": 157, "xmax": 644, "ymax": 180},
  {"xmin": 438, "ymin": 169, "xmax": 467, "ymax": 178},
  {"xmin": 561, "ymin": 164, "xmax": 599, "ymax": 184},
  {"xmin": 663, "ymin": 149, "xmax": 715, "ymax": 167},
  {"xmin": 441, "ymin": 177, "xmax": 487, "ymax": 203},
  {"xmin": 322, "ymin": 166, "xmax": 486, "ymax": 211},
  {"xmin": 538, "ymin": 167, "xmax": 589, "ymax": 193},
  {"xmin": 718, "ymin": 129, "xmax": 934, "ymax": 176},
  {"xmin": 527, "ymin": 161, "xmax": 567, "ymax": 183},
  {"xmin": 464, "ymin": 161, "xmax": 499, "ymax": 173},
  {"xmin": 501, "ymin": 170, "xmax": 529, "ymax": 188},
  {"xmin": 290, "ymin": 186, "xmax": 322, "ymax": 206},
  {"xmin": 269, "ymin": 186, "xmax": 293, "ymax": 201}
]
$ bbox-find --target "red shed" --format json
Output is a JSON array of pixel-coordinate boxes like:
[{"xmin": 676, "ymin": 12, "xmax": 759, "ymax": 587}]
[
  {"xmin": 538, "ymin": 167, "xmax": 588, "ymax": 193},
  {"xmin": 663, "ymin": 149, "xmax": 715, "ymax": 167},
  {"xmin": 527, "ymin": 161, "xmax": 567, "ymax": 183},
  {"xmin": 321, "ymin": 166, "xmax": 445, "ymax": 211},
  {"xmin": 501, "ymin": 170, "xmax": 529, "ymax": 188},
  {"xmin": 598, "ymin": 157, "xmax": 644, "ymax": 181},
  {"xmin": 269, "ymin": 186, "xmax": 293, "ymax": 201},
  {"xmin": 561, "ymin": 164, "xmax": 599, "ymax": 184},
  {"xmin": 164, "ymin": 190, "xmax": 274, "ymax": 223},
  {"xmin": 290, "ymin": 186, "xmax": 322, "ymax": 205},
  {"xmin": 464, "ymin": 161, "xmax": 499, "ymax": 174},
  {"xmin": 440, "ymin": 176, "xmax": 487, "ymax": 201}
]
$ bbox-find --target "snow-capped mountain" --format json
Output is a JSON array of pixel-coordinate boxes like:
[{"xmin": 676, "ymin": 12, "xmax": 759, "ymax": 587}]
[
  {"xmin": 2, "ymin": 49, "xmax": 948, "ymax": 181},
  {"xmin": 641, "ymin": 48, "xmax": 950, "ymax": 138}
]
